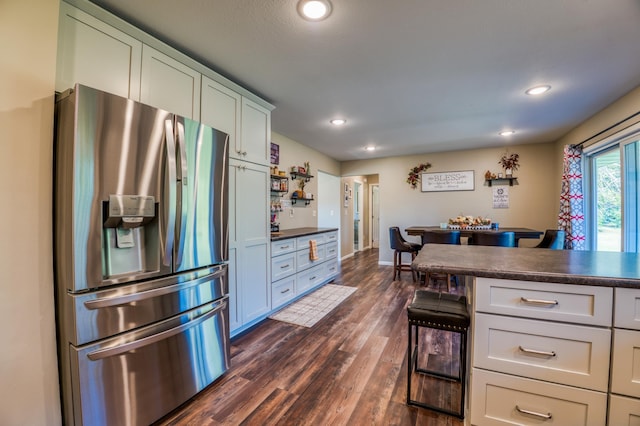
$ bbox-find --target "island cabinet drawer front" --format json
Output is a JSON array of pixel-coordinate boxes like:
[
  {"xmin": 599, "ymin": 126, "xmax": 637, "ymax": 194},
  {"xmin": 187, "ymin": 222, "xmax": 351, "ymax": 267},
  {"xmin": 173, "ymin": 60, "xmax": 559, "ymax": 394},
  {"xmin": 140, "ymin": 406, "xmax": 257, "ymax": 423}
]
[
  {"xmin": 324, "ymin": 242, "xmax": 338, "ymax": 260},
  {"xmin": 271, "ymin": 239, "xmax": 296, "ymax": 256},
  {"xmin": 474, "ymin": 313, "xmax": 611, "ymax": 391},
  {"xmin": 297, "ymin": 264, "xmax": 324, "ymax": 294},
  {"xmin": 471, "ymin": 369, "xmax": 607, "ymax": 426},
  {"xmin": 296, "ymin": 245, "xmax": 326, "ymax": 271},
  {"xmin": 272, "ymin": 276, "xmax": 296, "ymax": 309},
  {"xmin": 608, "ymin": 394, "xmax": 640, "ymax": 425},
  {"xmin": 271, "ymin": 253, "xmax": 296, "ymax": 281},
  {"xmin": 296, "ymin": 233, "xmax": 326, "ymax": 247},
  {"xmin": 615, "ymin": 288, "xmax": 640, "ymax": 330},
  {"xmin": 611, "ymin": 328, "xmax": 640, "ymax": 398},
  {"xmin": 475, "ymin": 277, "xmax": 613, "ymax": 326}
]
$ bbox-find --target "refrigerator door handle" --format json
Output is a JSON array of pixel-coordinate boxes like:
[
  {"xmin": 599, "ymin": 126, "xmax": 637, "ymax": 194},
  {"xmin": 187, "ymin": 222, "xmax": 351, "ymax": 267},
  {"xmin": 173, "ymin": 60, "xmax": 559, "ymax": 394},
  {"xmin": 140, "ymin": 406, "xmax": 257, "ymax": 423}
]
[
  {"xmin": 86, "ymin": 299, "xmax": 227, "ymax": 361},
  {"xmin": 164, "ymin": 118, "xmax": 178, "ymax": 267},
  {"xmin": 175, "ymin": 118, "xmax": 188, "ymax": 268},
  {"xmin": 83, "ymin": 268, "xmax": 226, "ymax": 309}
]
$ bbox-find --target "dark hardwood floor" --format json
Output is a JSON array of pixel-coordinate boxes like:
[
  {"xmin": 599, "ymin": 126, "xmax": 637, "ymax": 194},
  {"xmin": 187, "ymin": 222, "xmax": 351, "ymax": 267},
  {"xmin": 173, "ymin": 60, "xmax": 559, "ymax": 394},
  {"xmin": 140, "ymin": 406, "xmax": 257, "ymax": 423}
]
[{"xmin": 156, "ymin": 248, "xmax": 465, "ymax": 426}]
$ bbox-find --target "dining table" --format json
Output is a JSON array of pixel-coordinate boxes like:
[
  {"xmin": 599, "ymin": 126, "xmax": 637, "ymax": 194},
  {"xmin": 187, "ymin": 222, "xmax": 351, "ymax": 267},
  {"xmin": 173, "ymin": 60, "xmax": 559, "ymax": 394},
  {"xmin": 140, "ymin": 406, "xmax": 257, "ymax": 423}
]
[{"xmin": 405, "ymin": 226, "xmax": 543, "ymax": 246}]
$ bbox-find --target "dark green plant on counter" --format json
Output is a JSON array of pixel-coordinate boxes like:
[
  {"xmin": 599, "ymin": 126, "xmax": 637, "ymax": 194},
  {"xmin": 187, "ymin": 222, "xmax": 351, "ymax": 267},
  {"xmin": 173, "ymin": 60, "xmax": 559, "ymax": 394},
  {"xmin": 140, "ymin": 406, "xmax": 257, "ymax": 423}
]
[{"xmin": 407, "ymin": 162, "xmax": 432, "ymax": 189}]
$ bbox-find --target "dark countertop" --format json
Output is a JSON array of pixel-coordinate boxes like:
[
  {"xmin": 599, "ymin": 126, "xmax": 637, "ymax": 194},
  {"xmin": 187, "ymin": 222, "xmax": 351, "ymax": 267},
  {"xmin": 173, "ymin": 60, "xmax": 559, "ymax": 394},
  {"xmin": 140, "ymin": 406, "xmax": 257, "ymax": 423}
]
[
  {"xmin": 413, "ymin": 244, "xmax": 640, "ymax": 288},
  {"xmin": 271, "ymin": 227, "xmax": 339, "ymax": 241}
]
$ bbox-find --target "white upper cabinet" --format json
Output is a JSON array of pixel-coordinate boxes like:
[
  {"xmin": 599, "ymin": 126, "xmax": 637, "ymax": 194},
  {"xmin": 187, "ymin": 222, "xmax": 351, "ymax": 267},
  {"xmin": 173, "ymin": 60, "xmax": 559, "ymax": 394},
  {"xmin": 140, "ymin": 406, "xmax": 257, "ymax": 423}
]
[
  {"xmin": 201, "ymin": 76, "xmax": 241, "ymax": 152},
  {"xmin": 140, "ymin": 45, "xmax": 200, "ymax": 119},
  {"xmin": 239, "ymin": 97, "xmax": 271, "ymax": 165},
  {"xmin": 56, "ymin": 2, "xmax": 142, "ymax": 99}
]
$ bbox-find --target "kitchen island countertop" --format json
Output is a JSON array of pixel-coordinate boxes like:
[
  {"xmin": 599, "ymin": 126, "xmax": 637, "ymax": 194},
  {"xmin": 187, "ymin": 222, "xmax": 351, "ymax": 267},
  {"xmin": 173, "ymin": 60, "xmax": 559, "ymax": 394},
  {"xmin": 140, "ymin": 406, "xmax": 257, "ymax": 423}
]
[
  {"xmin": 413, "ymin": 244, "xmax": 640, "ymax": 288},
  {"xmin": 270, "ymin": 227, "xmax": 338, "ymax": 241}
]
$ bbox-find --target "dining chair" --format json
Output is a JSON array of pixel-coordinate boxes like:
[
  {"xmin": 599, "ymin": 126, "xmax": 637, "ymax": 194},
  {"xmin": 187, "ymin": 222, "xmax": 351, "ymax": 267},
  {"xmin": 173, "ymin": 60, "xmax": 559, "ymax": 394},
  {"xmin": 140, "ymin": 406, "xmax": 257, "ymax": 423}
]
[
  {"xmin": 534, "ymin": 229, "xmax": 565, "ymax": 249},
  {"xmin": 389, "ymin": 227, "xmax": 422, "ymax": 281},
  {"xmin": 421, "ymin": 230, "xmax": 461, "ymax": 291},
  {"xmin": 469, "ymin": 231, "xmax": 516, "ymax": 247}
]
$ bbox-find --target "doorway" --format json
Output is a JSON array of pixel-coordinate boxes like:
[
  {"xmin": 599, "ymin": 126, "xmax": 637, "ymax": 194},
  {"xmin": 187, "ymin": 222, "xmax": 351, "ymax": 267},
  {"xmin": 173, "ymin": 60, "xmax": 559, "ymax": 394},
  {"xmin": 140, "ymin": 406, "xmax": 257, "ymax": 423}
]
[{"xmin": 353, "ymin": 181, "xmax": 363, "ymax": 251}]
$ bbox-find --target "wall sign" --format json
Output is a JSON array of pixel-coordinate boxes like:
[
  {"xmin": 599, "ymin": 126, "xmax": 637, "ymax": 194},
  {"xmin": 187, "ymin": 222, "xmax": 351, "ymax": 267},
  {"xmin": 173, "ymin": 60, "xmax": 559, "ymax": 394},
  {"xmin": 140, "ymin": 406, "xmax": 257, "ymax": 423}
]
[
  {"xmin": 492, "ymin": 186, "xmax": 509, "ymax": 208},
  {"xmin": 421, "ymin": 170, "xmax": 475, "ymax": 192},
  {"xmin": 270, "ymin": 142, "xmax": 279, "ymax": 165}
]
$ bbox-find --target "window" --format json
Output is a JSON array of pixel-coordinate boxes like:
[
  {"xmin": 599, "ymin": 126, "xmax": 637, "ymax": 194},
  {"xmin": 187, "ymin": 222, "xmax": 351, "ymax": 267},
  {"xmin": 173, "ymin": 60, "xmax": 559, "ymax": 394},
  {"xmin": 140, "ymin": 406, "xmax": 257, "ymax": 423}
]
[{"xmin": 585, "ymin": 130, "xmax": 640, "ymax": 252}]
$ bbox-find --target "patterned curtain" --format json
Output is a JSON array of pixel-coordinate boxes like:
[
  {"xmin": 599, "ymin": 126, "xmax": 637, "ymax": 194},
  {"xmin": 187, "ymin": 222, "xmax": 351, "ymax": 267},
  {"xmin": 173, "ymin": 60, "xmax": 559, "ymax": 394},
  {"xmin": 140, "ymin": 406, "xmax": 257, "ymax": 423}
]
[{"xmin": 557, "ymin": 145, "xmax": 586, "ymax": 250}]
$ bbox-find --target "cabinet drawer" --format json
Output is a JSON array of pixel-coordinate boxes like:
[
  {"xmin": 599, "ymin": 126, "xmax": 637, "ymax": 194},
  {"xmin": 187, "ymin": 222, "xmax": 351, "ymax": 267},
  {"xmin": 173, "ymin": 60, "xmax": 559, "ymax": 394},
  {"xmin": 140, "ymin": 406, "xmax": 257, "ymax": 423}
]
[
  {"xmin": 296, "ymin": 233, "xmax": 326, "ymax": 248},
  {"xmin": 271, "ymin": 253, "xmax": 295, "ymax": 281},
  {"xmin": 615, "ymin": 288, "xmax": 640, "ymax": 330},
  {"xmin": 474, "ymin": 313, "xmax": 611, "ymax": 391},
  {"xmin": 324, "ymin": 242, "xmax": 338, "ymax": 260},
  {"xmin": 271, "ymin": 239, "xmax": 296, "ymax": 256},
  {"xmin": 475, "ymin": 277, "xmax": 613, "ymax": 326},
  {"xmin": 272, "ymin": 276, "xmax": 296, "ymax": 309},
  {"xmin": 471, "ymin": 369, "xmax": 607, "ymax": 426},
  {"xmin": 324, "ymin": 260, "xmax": 339, "ymax": 280},
  {"xmin": 296, "ymin": 245, "xmax": 326, "ymax": 271},
  {"xmin": 297, "ymin": 264, "xmax": 324, "ymax": 294},
  {"xmin": 612, "ymin": 328, "xmax": 640, "ymax": 398},
  {"xmin": 324, "ymin": 231, "xmax": 338, "ymax": 243},
  {"xmin": 609, "ymin": 394, "xmax": 640, "ymax": 426}
]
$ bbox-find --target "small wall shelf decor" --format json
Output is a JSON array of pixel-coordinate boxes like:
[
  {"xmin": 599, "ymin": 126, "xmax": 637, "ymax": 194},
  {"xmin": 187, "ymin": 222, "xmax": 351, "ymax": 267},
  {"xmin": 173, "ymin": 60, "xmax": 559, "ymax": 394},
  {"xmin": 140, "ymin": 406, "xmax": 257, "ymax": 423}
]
[
  {"xmin": 291, "ymin": 195, "xmax": 314, "ymax": 206},
  {"xmin": 270, "ymin": 174, "xmax": 289, "ymax": 192},
  {"xmin": 486, "ymin": 177, "xmax": 518, "ymax": 186},
  {"xmin": 290, "ymin": 162, "xmax": 313, "ymax": 206},
  {"xmin": 289, "ymin": 171, "xmax": 313, "ymax": 181}
]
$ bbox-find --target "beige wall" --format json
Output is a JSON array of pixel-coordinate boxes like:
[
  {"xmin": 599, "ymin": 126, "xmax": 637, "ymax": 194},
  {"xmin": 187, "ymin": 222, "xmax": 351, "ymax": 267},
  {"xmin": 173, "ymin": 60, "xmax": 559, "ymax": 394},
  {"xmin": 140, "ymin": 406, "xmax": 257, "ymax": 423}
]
[
  {"xmin": 0, "ymin": 0, "xmax": 61, "ymax": 424},
  {"xmin": 342, "ymin": 142, "xmax": 560, "ymax": 264},
  {"xmin": 270, "ymin": 132, "xmax": 341, "ymax": 230}
]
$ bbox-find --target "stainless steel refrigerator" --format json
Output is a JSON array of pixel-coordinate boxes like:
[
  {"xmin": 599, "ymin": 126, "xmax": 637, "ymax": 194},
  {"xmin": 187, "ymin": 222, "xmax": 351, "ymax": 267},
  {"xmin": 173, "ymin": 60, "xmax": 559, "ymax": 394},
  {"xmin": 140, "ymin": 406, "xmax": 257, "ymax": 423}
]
[{"xmin": 53, "ymin": 84, "xmax": 230, "ymax": 425}]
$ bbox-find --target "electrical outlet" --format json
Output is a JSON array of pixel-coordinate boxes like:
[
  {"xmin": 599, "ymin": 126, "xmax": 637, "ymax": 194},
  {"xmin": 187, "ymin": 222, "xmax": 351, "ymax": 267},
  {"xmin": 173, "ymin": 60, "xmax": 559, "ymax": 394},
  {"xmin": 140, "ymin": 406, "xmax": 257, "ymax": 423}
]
[
  {"xmin": 289, "ymin": 208, "xmax": 294, "ymax": 218},
  {"xmin": 312, "ymin": 210, "xmax": 316, "ymax": 217}
]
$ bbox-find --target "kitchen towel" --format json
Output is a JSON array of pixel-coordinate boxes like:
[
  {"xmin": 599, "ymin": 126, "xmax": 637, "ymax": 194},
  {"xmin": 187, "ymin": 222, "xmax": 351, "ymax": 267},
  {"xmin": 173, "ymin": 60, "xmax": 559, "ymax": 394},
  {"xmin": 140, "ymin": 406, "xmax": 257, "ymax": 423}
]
[{"xmin": 309, "ymin": 239, "xmax": 319, "ymax": 260}]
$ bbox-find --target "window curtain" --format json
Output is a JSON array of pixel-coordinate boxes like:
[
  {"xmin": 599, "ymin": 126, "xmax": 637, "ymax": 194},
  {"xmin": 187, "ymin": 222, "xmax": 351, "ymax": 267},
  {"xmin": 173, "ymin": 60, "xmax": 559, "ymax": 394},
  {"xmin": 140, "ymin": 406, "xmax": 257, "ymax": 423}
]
[{"xmin": 557, "ymin": 145, "xmax": 586, "ymax": 249}]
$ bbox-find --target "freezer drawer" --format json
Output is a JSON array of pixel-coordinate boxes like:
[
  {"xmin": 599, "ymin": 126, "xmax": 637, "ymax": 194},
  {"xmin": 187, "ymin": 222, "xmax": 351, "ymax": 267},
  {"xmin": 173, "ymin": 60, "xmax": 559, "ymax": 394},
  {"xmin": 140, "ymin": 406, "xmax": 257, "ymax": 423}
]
[
  {"xmin": 67, "ymin": 264, "xmax": 227, "ymax": 346},
  {"xmin": 69, "ymin": 297, "xmax": 230, "ymax": 426}
]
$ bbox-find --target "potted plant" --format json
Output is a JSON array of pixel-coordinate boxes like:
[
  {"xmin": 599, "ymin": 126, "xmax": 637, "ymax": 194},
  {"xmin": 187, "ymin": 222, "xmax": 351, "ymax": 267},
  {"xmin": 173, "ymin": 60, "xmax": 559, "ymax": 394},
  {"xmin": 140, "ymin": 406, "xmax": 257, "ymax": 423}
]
[
  {"xmin": 294, "ymin": 176, "xmax": 306, "ymax": 198},
  {"xmin": 499, "ymin": 152, "xmax": 520, "ymax": 177}
]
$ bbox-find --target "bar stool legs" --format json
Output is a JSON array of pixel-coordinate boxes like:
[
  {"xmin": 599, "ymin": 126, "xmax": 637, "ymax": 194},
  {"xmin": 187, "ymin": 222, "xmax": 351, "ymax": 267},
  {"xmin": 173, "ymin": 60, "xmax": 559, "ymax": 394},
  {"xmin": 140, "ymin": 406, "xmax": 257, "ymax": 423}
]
[{"xmin": 406, "ymin": 291, "xmax": 470, "ymax": 419}]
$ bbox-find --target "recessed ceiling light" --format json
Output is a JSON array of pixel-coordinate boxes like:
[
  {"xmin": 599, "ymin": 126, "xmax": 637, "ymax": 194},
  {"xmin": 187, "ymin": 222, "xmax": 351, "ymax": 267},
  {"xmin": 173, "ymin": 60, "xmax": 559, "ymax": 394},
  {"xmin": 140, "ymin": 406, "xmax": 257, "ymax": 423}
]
[
  {"xmin": 365, "ymin": 146, "xmax": 376, "ymax": 151},
  {"xmin": 525, "ymin": 85, "xmax": 551, "ymax": 95},
  {"xmin": 499, "ymin": 130, "xmax": 515, "ymax": 136},
  {"xmin": 330, "ymin": 118, "xmax": 346, "ymax": 126},
  {"xmin": 297, "ymin": 0, "xmax": 332, "ymax": 21}
]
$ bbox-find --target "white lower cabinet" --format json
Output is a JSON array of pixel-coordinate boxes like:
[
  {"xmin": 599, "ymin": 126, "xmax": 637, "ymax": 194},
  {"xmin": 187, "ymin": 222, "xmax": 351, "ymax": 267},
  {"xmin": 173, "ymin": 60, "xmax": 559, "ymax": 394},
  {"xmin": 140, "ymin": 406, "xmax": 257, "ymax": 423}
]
[
  {"xmin": 270, "ymin": 230, "xmax": 339, "ymax": 310},
  {"xmin": 609, "ymin": 288, "xmax": 640, "ymax": 423},
  {"xmin": 471, "ymin": 277, "xmax": 612, "ymax": 426},
  {"xmin": 471, "ymin": 369, "xmax": 607, "ymax": 425}
]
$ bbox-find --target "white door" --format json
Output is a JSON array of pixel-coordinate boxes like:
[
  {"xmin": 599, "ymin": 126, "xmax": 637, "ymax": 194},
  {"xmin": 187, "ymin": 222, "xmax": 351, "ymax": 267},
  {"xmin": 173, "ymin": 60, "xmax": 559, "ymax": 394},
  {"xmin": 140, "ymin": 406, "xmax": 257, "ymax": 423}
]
[{"xmin": 370, "ymin": 184, "xmax": 380, "ymax": 248}]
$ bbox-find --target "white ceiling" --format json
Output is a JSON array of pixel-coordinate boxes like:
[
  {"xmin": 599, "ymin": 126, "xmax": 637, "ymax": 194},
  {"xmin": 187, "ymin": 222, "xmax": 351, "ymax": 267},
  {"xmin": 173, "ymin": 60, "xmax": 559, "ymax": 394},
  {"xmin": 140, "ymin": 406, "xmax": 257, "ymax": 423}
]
[{"xmin": 90, "ymin": 0, "xmax": 640, "ymax": 161}]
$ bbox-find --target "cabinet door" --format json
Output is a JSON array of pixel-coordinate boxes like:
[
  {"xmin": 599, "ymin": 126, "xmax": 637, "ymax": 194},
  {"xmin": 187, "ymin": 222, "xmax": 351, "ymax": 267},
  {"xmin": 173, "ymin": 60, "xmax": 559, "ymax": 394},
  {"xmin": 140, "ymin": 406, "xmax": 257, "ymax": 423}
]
[
  {"xmin": 140, "ymin": 45, "xmax": 200, "ymax": 118},
  {"xmin": 239, "ymin": 97, "xmax": 271, "ymax": 165},
  {"xmin": 230, "ymin": 159, "xmax": 270, "ymax": 326},
  {"xmin": 201, "ymin": 76, "xmax": 241, "ymax": 152},
  {"xmin": 56, "ymin": 2, "xmax": 141, "ymax": 99}
]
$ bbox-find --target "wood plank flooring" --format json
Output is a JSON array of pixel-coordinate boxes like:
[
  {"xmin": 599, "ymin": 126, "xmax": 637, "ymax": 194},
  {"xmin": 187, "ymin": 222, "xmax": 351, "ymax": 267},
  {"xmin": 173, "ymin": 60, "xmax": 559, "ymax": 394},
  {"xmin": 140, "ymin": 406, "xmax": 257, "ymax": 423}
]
[{"xmin": 156, "ymin": 248, "xmax": 465, "ymax": 426}]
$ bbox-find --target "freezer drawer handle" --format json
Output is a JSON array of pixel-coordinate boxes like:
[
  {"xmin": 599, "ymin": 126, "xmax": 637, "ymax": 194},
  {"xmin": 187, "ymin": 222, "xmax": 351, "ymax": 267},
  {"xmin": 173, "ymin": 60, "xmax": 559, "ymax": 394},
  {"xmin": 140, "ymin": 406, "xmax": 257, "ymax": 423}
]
[
  {"xmin": 518, "ymin": 345, "xmax": 556, "ymax": 358},
  {"xmin": 520, "ymin": 297, "xmax": 558, "ymax": 307},
  {"xmin": 84, "ymin": 268, "xmax": 225, "ymax": 309},
  {"xmin": 86, "ymin": 300, "xmax": 226, "ymax": 361},
  {"xmin": 515, "ymin": 405, "xmax": 552, "ymax": 420}
]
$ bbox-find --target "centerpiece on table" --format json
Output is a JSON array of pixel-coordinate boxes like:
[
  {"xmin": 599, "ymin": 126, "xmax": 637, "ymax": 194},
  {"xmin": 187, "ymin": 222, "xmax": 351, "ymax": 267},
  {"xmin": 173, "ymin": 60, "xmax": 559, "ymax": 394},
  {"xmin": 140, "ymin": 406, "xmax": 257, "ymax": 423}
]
[{"xmin": 447, "ymin": 215, "xmax": 492, "ymax": 229}]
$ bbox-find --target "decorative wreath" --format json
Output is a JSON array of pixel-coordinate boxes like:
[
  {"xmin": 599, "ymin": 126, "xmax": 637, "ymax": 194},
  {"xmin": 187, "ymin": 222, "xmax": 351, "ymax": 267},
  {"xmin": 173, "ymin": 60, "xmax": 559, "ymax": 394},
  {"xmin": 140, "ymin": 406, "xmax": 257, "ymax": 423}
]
[{"xmin": 406, "ymin": 162, "xmax": 432, "ymax": 189}]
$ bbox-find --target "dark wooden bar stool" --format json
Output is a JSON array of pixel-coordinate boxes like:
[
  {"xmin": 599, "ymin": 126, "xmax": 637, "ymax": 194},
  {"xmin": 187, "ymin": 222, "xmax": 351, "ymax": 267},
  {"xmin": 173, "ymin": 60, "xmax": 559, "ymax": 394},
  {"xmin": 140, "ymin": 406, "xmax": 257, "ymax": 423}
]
[
  {"xmin": 389, "ymin": 227, "xmax": 421, "ymax": 281},
  {"xmin": 407, "ymin": 290, "xmax": 470, "ymax": 419}
]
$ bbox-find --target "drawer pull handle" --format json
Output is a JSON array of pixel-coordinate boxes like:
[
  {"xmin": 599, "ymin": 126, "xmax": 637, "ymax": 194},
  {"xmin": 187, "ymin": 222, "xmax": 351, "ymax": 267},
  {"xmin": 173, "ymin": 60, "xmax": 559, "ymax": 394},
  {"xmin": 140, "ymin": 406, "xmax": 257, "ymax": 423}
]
[
  {"xmin": 516, "ymin": 405, "xmax": 552, "ymax": 420},
  {"xmin": 520, "ymin": 297, "xmax": 558, "ymax": 306},
  {"xmin": 518, "ymin": 346, "xmax": 556, "ymax": 357},
  {"xmin": 281, "ymin": 264, "xmax": 290, "ymax": 269},
  {"xmin": 281, "ymin": 288, "xmax": 290, "ymax": 294},
  {"xmin": 310, "ymin": 276, "xmax": 316, "ymax": 280},
  {"xmin": 280, "ymin": 245, "xmax": 290, "ymax": 249}
]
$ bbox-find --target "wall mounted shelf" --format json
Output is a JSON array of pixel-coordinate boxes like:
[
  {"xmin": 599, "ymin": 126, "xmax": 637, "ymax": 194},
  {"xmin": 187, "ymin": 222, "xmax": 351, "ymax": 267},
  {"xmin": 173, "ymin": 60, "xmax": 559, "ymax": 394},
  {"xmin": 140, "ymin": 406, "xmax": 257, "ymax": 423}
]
[
  {"xmin": 289, "ymin": 171, "xmax": 313, "ymax": 182},
  {"xmin": 486, "ymin": 177, "xmax": 518, "ymax": 186},
  {"xmin": 291, "ymin": 197, "xmax": 314, "ymax": 206}
]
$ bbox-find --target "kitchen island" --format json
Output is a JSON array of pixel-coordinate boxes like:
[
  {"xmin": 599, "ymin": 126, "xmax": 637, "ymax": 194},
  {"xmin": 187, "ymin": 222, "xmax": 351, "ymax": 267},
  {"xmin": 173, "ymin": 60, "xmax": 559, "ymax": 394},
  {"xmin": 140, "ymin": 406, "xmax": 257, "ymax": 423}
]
[{"xmin": 413, "ymin": 244, "xmax": 640, "ymax": 425}]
